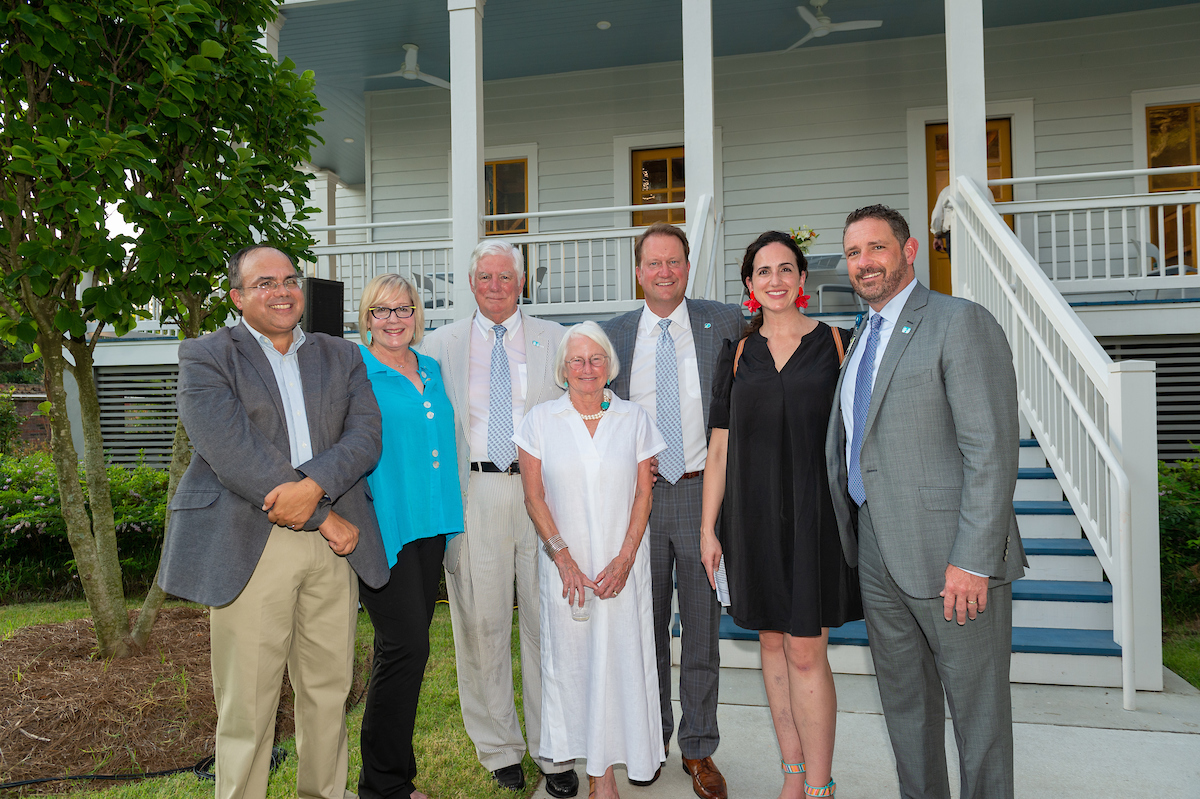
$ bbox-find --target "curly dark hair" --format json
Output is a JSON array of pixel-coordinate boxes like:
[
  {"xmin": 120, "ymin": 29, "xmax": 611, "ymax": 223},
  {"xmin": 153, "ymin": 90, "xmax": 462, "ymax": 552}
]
[{"xmin": 739, "ymin": 231, "xmax": 808, "ymax": 337}]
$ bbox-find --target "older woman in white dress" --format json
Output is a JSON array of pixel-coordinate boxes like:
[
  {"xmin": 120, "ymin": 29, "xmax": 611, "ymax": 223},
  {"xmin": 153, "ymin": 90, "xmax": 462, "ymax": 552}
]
[{"xmin": 514, "ymin": 321, "xmax": 666, "ymax": 799}]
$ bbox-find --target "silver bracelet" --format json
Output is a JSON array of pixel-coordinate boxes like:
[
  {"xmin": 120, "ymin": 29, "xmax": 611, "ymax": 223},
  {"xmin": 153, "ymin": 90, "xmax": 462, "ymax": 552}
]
[{"xmin": 543, "ymin": 534, "xmax": 568, "ymax": 558}]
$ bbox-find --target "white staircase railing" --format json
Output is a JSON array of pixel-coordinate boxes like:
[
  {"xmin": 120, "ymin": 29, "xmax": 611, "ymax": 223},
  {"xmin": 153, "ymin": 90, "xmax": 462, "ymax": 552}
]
[{"xmin": 954, "ymin": 176, "xmax": 1161, "ymax": 709}]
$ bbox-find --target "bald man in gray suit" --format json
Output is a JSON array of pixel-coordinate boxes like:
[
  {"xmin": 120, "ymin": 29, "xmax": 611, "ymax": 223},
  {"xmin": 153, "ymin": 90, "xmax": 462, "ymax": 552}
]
[{"xmin": 825, "ymin": 206, "xmax": 1025, "ymax": 799}]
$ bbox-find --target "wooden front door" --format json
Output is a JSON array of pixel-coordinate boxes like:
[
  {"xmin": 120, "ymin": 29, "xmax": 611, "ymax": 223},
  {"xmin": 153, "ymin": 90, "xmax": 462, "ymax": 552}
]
[
  {"xmin": 631, "ymin": 146, "xmax": 685, "ymax": 298},
  {"xmin": 1147, "ymin": 102, "xmax": 1198, "ymax": 270},
  {"xmin": 925, "ymin": 120, "xmax": 1014, "ymax": 294}
]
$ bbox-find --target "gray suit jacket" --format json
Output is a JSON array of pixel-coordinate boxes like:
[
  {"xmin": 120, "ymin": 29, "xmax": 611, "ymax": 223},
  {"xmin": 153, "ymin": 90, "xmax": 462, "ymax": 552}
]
[
  {"xmin": 158, "ymin": 324, "xmax": 388, "ymax": 607},
  {"xmin": 602, "ymin": 299, "xmax": 745, "ymax": 432},
  {"xmin": 824, "ymin": 282, "xmax": 1026, "ymax": 599},
  {"xmin": 419, "ymin": 311, "xmax": 567, "ymax": 496}
]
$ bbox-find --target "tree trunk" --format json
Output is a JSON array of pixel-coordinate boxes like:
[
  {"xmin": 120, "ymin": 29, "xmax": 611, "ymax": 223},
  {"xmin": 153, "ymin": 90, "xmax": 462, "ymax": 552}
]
[
  {"xmin": 131, "ymin": 416, "xmax": 192, "ymax": 647},
  {"xmin": 42, "ymin": 336, "xmax": 132, "ymax": 658}
]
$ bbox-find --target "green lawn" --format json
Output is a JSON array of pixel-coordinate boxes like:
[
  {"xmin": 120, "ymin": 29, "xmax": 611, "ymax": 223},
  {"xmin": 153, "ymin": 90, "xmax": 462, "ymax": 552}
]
[
  {"xmin": 1, "ymin": 602, "xmax": 539, "ymax": 799},
  {"xmin": 1163, "ymin": 616, "xmax": 1200, "ymax": 690}
]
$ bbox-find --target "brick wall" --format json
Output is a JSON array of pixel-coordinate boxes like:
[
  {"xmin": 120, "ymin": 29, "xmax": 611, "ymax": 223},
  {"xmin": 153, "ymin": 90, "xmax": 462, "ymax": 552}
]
[{"xmin": 1, "ymin": 383, "xmax": 50, "ymax": 445}]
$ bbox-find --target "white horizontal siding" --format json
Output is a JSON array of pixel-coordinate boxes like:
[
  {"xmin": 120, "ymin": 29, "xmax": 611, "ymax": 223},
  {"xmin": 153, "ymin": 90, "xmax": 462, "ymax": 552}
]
[{"xmin": 362, "ymin": 5, "xmax": 1200, "ymax": 305}]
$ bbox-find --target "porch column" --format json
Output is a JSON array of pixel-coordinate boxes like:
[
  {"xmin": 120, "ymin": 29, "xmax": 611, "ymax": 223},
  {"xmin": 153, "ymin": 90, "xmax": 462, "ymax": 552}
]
[
  {"xmin": 944, "ymin": 0, "xmax": 986, "ymax": 296},
  {"xmin": 682, "ymin": 0, "xmax": 716, "ymax": 296},
  {"xmin": 307, "ymin": 170, "xmax": 340, "ymax": 280},
  {"xmin": 258, "ymin": 12, "xmax": 284, "ymax": 60},
  {"xmin": 449, "ymin": 0, "xmax": 485, "ymax": 318}
]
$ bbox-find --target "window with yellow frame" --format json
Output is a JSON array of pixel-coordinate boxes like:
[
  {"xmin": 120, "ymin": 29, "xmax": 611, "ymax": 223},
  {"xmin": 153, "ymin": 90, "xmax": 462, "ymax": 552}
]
[
  {"xmin": 484, "ymin": 158, "xmax": 528, "ymax": 235},
  {"xmin": 1147, "ymin": 103, "xmax": 1199, "ymax": 269},
  {"xmin": 631, "ymin": 147, "xmax": 685, "ymax": 226}
]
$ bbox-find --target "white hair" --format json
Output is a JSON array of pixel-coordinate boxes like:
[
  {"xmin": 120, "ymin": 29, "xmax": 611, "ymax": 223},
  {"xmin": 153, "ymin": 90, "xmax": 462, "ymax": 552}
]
[
  {"xmin": 553, "ymin": 321, "xmax": 621, "ymax": 387},
  {"xmin": 468, "ymin": 239, "xmax": 525, "ymax": 284}
]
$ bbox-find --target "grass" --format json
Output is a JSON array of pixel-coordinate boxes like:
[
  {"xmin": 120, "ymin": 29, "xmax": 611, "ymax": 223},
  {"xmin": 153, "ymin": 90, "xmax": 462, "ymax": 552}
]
[
  {"xmin": 1163, "ymin": 614, "xmax": 1200, "ymax": 690},
  {"xmin": 2, "ymin": 601, "xmax": 539, "ymax": 799}
]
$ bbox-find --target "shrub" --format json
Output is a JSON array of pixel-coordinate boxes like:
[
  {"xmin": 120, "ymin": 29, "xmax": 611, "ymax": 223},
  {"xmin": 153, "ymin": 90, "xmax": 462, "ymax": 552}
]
[
  {"xmin": 1160, "ymin": 448, "xmax": 1200, "ymax": 620},
  {"xmin": 0, "ymin": 451, "xmax": 168, "ymax": 602},
  {"xmin": 0, "ymin": 388, "xmax": 22, "ymax": 455}
]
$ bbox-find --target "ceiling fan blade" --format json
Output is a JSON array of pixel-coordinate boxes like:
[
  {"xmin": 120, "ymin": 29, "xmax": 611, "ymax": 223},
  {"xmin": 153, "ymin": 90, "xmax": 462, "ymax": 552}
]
[
  {"xmin": 829, "ymin": 19, "xmax": 883, "ymax": 32},
  {"xmin": 367, "ymin": 69, "xmax": 407, "ymax": 79},
  {"xmin": 416, "ymin": 71, "xmax": 451, "ymax": 90},
  {"xmin": 785, "ymin": 31, "xmax": 817, "ymax": 51},
  {"xmin": 796, "ymin": 5, "xmax": 820, "ymax": 29}
]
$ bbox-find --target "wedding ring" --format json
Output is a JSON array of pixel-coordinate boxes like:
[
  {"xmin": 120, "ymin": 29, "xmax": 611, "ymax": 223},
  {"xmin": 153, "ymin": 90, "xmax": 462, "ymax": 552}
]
[{"xmin": 966, "ymin": 599, "xmax": 977, "ymax": 604}]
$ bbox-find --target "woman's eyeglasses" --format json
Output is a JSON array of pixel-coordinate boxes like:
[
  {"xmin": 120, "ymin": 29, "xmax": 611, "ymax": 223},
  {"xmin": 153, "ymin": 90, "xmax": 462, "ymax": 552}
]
[
  {"xmin": 369, "ymin": 305, "xmax": 417, "ymax": 320},
  {"xmin": 566, "ymin": 355, "xmax": 609, "ymax": 371}
]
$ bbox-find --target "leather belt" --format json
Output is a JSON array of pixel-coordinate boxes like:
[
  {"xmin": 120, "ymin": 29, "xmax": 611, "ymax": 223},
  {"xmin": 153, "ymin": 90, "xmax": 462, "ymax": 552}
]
[
  {"xmin": 680, "ymin": 470, "xmax": 703, "ymax": 480},
  {"xmin": 471, "ymin": 461, "xmax": 520, "ymax": 475}
]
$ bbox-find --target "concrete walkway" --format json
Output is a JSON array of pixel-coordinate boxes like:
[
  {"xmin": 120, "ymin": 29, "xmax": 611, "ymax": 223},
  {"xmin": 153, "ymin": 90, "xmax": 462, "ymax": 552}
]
[{"xmin": 531, "ymin": 667, "xmax": 1200, "ymax": 798}]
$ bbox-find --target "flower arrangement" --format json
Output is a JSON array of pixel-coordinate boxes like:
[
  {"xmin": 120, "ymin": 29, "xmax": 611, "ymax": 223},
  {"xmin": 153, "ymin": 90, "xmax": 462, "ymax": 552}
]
[{"xmin": 788, "ymin": 225, "xmax": 819, "ymax": 254}]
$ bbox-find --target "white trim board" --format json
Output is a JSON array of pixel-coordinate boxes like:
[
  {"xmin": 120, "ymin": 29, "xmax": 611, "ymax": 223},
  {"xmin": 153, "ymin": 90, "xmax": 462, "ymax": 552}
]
[
  {"xmin": 906, "ymin": 100, "xmax": 1034, "ymax": 287},
  {"xmin": 1131, "ymin": 84, "xmax": 1200, "ymax": 195}
]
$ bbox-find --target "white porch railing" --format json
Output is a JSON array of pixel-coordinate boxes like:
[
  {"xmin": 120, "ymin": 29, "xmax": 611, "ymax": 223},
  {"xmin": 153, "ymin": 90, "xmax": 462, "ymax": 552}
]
[
  {"xmin": 956, "ymin": 176, "xmax": 1161, "ymax": 709},
  {"xmin": 309, "ymin": 198, "xmax": 715, "ymax": 325},
  {"xmin": 990, "ymin": 167, "xmax": 1199, "ymax": 294}
]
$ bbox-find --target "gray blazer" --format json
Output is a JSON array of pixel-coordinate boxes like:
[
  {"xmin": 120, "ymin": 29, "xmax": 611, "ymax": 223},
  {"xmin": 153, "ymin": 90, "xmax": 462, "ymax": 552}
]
[
  {"xmin": 419, "ymin": 311, "xmax": 567, "ymax": 497},
  {"xmin": 158, "ymin": 324, "xmax": 388, "ymax": 607},
  {"xmin": 602, "ymin": 298, "xmax": 745, "ymax": 431},
  {"xmin": 824, "ymin": 282, "xmax": 1026, "ymax": 599}
]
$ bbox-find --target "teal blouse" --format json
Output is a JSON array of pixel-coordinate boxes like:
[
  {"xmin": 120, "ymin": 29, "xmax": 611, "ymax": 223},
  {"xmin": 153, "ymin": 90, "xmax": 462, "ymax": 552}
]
[{"xmin": 360, "ymin": 345, "xmax": 464, "ymax": 567}]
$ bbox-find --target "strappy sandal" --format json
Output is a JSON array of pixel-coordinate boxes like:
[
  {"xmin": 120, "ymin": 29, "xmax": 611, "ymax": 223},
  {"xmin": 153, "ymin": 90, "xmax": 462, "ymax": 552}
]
[
  {"xmin": 804, "ymin": 778, "xmax": 836, "ymax": 797},
  {"xmin": 588, "ymin": 774, "xmax": 596, "ymax": 798},
  {"xmin": 781, "ymin": 760, "xmax": 805, "ymax": 775}
]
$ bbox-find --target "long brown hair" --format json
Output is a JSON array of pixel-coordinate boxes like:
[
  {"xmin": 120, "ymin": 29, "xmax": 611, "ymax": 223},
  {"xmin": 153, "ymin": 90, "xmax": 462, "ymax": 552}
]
[{"xmin": 739, "ymin": 231, "xmax": 808, "ymax": 337}]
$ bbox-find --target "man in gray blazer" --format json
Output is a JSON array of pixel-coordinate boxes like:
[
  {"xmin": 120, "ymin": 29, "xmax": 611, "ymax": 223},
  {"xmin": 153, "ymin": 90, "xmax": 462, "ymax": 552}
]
[
  {"xmin": 601, "ymin": 223, "xmax": 743, "ymax": 799},
  {"xmin": 158, "ymin": 245, "xmax": 388, "ymax": 799},
  {"xmin": 419, "ymin": 241, "xmax": 577, "ymax": 798},
  {"xmin": 825, "ymin": 206, "xmax": 1025, "ymax": 799}
]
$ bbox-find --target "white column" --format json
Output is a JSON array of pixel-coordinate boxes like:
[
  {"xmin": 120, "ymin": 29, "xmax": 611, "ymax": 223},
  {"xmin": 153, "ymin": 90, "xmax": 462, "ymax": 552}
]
[
  {"xmin": 1108, "ymin": 359, "xmax": 1163, "ymax": 696},
  {"xmin": 449, "ymin": 0, "xmax": 485, "ymax": 319},
  {"xmin": 944, "ymin": 0, "xmax": 986, "ymax": 296},
  {"xmin": 682, "ymin": 0, "xmax": 716, "ymax": 295},
  {"xmin": 258, "ymin": 13, "xmax": 285, "ymax": 60},
  {"xmin": 308, "ymin": 170, "xmax": 340, "ymax": 280}
]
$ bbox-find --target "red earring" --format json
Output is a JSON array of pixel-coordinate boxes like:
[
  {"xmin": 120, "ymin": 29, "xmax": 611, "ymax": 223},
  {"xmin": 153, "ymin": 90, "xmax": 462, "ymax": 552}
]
[
  {"xmin": 796, "ymin": 293, "xmax": 811, "ymax": 309},
  {"xmin": 743, "ymin": 291, "xmax": 762, "ymax": 313}
]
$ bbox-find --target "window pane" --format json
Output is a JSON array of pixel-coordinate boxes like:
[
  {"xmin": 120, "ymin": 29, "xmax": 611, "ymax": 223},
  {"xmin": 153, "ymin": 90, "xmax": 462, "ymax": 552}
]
[
  {"xmin": 494, "ymin": 161, "xmax": 526, "ymax": 216},
  {"xmin": 671, "ymin": 157, "xmax": 686, "ymax": 188},
  {"xmin": 1148, "ymin": 106, "xmax": 1193, "ymax": 191},
  {"xmin": 484, "ymin": 164, "xmax": 496, "ymax": 216},
  {"xmin": 641, "ymin": 159, "xmax": 669, "ymax": 192},
  {"xmin": 986, "ymin": 129, "xmax": 1000, "ymax": 161}
]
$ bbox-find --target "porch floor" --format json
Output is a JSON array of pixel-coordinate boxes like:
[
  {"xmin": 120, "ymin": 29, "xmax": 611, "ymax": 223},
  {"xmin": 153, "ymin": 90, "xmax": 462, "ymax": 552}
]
[{"xmin": 529, "ymin": 666, "xmax": 1200, "ymax": 798}]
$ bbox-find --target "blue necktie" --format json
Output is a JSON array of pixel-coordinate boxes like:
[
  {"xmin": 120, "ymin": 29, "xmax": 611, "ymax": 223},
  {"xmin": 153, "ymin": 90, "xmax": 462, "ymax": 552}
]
[
  {"xmin": 488, "ymin": 324, "xmax": 516, "ymax": 468},
  {"xmin": 656, "ymin": 319, "xmax": 685, "ymax": 485},
  {"xmin": 848, "ymin": 314, "xmax": 884, "ymax": 506}
]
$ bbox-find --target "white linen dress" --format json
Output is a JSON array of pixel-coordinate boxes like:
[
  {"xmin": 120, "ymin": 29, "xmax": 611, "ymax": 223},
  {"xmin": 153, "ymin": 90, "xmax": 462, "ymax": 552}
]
[{"xmin": 512, "ymin": 393, "xmax": 667, "ymax": 780}]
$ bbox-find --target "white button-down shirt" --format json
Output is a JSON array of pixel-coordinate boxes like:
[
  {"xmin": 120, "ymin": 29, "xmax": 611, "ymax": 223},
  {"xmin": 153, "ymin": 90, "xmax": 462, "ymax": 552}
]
[
  {"xmin": 628, "ymin": 301, "xmax": 707, "ymax": 473},
  {"xmin": 467, "ymin": 308, "xmax": 528, "ymax": 462},
  {"xmin": 242, "ymin": 319, "xmax": 313, "ymax": 468}
]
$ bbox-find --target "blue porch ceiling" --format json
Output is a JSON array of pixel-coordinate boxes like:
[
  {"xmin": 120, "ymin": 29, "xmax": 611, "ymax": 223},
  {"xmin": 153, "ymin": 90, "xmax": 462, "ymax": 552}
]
[{"xmin": 278, "ymin": 0, "xmax": 1199, "ymax": 186}]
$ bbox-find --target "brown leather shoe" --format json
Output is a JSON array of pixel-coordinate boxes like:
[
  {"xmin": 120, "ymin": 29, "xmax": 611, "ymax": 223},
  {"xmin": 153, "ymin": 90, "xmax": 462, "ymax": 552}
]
[{"xmin": 681, "ymin": 755, "xmax": 727, "ymax": 799}]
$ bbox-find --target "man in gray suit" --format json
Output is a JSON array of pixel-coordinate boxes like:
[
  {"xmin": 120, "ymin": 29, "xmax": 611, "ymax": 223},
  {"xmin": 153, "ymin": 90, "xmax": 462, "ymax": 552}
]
[
  {"xmin": 825, "ymin": 206, "xmax": 1025, "ymax": 799},
  {"xmin": 158, "ymin": 245, "xmax": 388, "ymax": 799},
  {"xmin": 601, "ymin": 222, "xmax": 743, "ymax": 799},
  {"xmin": 420, "ymin": 241, "xmax": 577, "ymax": 798}
]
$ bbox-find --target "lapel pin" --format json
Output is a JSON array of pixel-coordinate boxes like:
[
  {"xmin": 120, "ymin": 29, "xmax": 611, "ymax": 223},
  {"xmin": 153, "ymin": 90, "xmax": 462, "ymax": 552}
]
[
  {"xmin": 533, "ymin": 340, "xmax": 541, "ymax": 347},
  {"xmin": 704, "ymin": 322, "xmax": 712, "ymax": 329},
  {"xmin": 901, "ymin": 325, "xmax": 912, "ymax": 334}
]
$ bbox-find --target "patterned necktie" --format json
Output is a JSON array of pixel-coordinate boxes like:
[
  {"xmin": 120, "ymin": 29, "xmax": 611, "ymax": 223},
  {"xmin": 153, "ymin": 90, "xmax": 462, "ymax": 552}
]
[
  {"xmin": 487, "ymin": 324, "xmax": 516, "ymax": 468},
  {"xmin": 655, "ymin": 318, "xmax": 685, "ymax": 485},
  {"xmin": 848, "ymin": 313, "xmax": 884, "ymax": 506}
]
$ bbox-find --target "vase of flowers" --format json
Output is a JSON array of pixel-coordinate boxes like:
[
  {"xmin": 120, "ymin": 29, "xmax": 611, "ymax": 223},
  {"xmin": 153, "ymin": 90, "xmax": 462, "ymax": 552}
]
[{"xmin": 788, "ymin": 225, "xmax": 819, "ymax": 254}]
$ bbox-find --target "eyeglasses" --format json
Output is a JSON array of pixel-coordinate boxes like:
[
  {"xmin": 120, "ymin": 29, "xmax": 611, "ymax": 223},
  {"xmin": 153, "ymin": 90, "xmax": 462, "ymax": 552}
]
[
  {"xmin": 240, "ymin": 277, "xmax": 303, "ymax": 292},
  {"xmin": 566, "ymin": 355, "xmax": 609, "ymax": 371},
  {"xmin": 369, "ymin": 305, "xmax": 416, "ymax": 320}
]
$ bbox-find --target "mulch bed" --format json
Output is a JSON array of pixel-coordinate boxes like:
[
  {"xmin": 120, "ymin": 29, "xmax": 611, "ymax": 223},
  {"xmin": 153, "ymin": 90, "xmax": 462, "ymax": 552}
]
[{"xmin": 0, "ymin": 607, "xmax": 302, "ymax": 794}]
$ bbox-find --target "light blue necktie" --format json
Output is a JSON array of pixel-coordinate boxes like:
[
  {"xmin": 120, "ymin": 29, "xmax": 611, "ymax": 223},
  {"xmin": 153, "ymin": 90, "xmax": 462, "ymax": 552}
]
[
  {"xmin": 487, "ymin": 324, "xmax": 516, "ymax": 468},
  {"xmin": 655, "ymin": 318, "xmax": 685, "ymax": 484},
  {"xmin": 848, "ymin": 313, "xmax": 884, "ymax": 506}
]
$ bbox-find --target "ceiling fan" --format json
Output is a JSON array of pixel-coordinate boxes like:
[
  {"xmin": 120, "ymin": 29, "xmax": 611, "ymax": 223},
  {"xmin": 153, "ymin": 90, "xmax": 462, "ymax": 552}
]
[
  {"xmin": 785, "ymin": 0, "xmax": 883, "ymax": 51},
  {"xmin": 368, "ymin": 43, "xmax": 450, "ymax": 89}
]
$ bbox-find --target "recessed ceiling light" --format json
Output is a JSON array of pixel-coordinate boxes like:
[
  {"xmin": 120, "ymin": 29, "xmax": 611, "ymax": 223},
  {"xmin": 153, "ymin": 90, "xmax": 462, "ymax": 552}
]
[
  {"xmin": 343, "ymin": 137, "xmax": 355, "ymax": 144},
  {"xmin": 596, "ymin": 21, "xmax": 611, "ymax": 30}
]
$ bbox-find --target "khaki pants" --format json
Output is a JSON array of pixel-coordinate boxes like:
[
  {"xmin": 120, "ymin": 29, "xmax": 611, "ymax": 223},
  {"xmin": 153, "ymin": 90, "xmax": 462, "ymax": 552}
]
[{"xmin": 210, "ymin": 525, "xmax": 359, "ymax": 799}]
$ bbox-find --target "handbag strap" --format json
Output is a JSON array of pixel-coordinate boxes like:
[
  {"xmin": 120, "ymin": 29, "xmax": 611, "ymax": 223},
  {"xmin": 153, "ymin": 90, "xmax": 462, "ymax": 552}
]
[
  {"xmin": 733, "ymin": 337, "xmax": 747, "ymax": 377},
  {"xmin": 832, "ymin": 324, "xmax": 846, "ymax": 365}
]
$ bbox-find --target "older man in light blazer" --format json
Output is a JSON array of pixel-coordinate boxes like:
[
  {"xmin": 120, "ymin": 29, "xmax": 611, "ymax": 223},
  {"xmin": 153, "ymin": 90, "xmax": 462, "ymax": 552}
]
[
  {"xmin": 419, "ymin": 240, "xmax": 577, "ymax": 798},
  {"xmin": 825, "ymin": 205, "xmax": 1025, "ymax": 799},
  {"xmin": 601, "ymin": 222, "xmax": 743, "ymax": 799},
  {"xmin": 158, "ymin": 245, "xmax": 388, "ymax": 799}
]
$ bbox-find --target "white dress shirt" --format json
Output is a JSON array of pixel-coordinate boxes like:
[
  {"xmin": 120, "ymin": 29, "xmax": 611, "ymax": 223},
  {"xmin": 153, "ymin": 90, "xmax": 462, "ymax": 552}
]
[
  {"xmin": 468, "ymin": 308, "xmax": 529, "ymax": 462},
  {"xmin": 628, "ymin": 301, "xmax": 707, "ymax": 473},
  {"xmin": 242, "ymin": 319, "xmax": 313, "ymax": 469}
]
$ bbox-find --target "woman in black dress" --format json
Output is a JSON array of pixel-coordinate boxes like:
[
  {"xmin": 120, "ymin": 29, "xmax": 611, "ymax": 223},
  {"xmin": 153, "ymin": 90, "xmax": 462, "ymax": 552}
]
[{"xmin": 700, "ymin": 231, "xmax": 862, "ymax": 799}]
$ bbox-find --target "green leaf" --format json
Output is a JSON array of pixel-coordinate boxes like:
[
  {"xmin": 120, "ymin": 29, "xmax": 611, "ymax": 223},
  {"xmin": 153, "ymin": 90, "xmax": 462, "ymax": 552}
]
[
  {"xmin": 185, "ymin": 54, "xmax": 211, "ymax": 72},
  {"xmin": 199, "ymin": 39, "xmax": 226, "ymax": 59}
]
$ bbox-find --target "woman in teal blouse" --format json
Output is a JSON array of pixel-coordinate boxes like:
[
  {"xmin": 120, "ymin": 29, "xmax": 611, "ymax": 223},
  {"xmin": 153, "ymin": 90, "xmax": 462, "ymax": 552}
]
[{"xmin": 355, "ymin": 273, "xmax": 463, "ymax": 799}]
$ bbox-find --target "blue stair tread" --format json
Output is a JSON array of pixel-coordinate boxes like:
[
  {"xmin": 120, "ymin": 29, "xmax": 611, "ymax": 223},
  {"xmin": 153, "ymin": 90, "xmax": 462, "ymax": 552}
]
[
  {"xmin": 1022, "ymin": 538, "xmax": 1094, "ymax": 556},
  {"xmin": 1017, "ymin": 467, "xmax": 1055, "ymax": 479},
  {"xmin": 702, "ymin": 615, "xmax": 1119, "ymax": 656},
  {"xmin": 1014, "ymin": 500, "xmax": 1074, "ymax": 515},
  {"xmin": 1019, "ymin": 439, "xmax": 1040, "ymax": 447},
  {"xmin": 1013, "ymin": 579, "xmax": 1111, "ymax": 603}
]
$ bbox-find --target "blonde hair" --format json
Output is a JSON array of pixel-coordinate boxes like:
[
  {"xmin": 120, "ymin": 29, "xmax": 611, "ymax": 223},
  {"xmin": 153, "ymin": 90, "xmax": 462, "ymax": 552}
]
[
  {"xmin": 553, "ymin": 321, "xmax": 621, "ymax": 387},
  {"xmin": 358, "ymin": 273, "xmax": 425, "ymax": 346}
]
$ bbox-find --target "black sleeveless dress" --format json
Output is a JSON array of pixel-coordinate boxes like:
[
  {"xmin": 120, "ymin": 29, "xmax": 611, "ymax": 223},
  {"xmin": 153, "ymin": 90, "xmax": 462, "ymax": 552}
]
[{"xmin": 709, "ymin": 323, "xmax": 863, "ymax": 635}]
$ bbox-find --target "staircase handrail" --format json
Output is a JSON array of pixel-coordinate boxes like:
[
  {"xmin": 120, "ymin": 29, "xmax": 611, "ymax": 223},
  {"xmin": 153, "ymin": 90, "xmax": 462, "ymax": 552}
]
[
  {"xmin": 954, "ymin": 176, "xmax": 1136, "ymax": 710},
  {"xmin": 685, "ymin": 193, "xmax": 713, "ymax": 297}
]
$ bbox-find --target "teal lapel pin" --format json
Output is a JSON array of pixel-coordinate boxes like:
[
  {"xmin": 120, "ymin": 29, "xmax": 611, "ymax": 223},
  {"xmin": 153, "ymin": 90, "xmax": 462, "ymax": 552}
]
[
  {"xmin": 533, "ymin": 340, "xmax": 541, "ymax": 347},
  {"xmin": 704, "ymin": 322, "xmax": 712, "ymax": 329},
  {"xmin": 901, "ymin": 325, "xmax": 912, "ymax": 334}
]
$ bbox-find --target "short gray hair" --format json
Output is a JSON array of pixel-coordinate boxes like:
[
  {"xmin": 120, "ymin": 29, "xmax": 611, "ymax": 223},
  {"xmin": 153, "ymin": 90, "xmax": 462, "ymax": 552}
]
[
  {"xmin": 358, "ymin": 273, "xmax": 425, "ymax": 346},
  {"xmin": 468, "ymin": 239, "xmax": 525, "ymax": 284},
  {"xmin": 553, "ymin": 321, "xmax": 621, "ymax": 387}
]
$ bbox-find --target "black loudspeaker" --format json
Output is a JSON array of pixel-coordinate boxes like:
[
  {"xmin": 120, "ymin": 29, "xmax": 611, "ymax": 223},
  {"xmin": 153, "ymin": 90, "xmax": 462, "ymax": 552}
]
[{"xmin": 302, "ymin": 277, "xmax": 344, "ymax": 337}]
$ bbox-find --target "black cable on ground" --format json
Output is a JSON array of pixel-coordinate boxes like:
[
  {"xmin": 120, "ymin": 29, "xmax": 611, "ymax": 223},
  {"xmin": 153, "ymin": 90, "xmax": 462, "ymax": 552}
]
[{"xmin": 0, "ymin": 746, "xmax": 287, "ymax": 789}]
